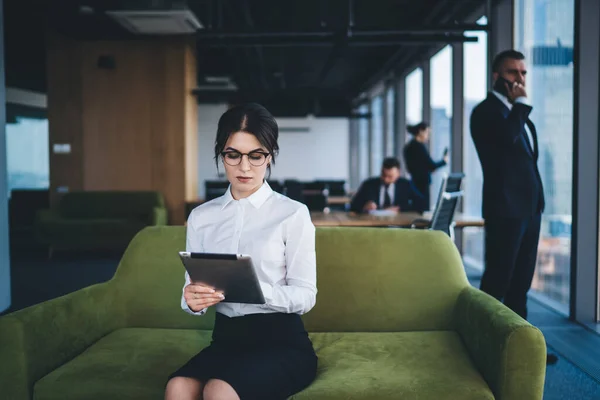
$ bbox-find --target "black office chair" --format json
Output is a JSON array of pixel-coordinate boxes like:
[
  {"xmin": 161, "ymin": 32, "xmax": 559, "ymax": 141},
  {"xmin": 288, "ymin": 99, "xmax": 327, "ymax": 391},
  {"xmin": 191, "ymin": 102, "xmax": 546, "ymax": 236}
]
[
  {"xmin": 444, "ymin": 173, "xmax": 465, "ymax": 193},
  {"xmin": 303, "ymin": 194, "xmax": 328, "ymax": 211},
  {"xmin": 204, "ymin": 180, "xmax": 229, "ymax": 201},
  {"xmin": 315, "ymin": 180, "xmax": 347, "ymax": 196},
  {"xmin": 267, "ymin": 180, "xmax": 284, "ymax": 194},
  {"xmin": 283, "ymin": 180, "xmax": 304, "ymax": 202},
  {"xmin": 412, "ymin": 174, "xmax": 464, "ymax": 240}
]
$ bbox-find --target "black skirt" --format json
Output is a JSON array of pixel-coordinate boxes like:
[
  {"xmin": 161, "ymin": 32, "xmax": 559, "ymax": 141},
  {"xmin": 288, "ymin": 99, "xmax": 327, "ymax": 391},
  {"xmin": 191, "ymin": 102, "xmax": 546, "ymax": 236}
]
[{"xmin": 169, "ymin": 312, "xmax": 318, "ymax": 400}]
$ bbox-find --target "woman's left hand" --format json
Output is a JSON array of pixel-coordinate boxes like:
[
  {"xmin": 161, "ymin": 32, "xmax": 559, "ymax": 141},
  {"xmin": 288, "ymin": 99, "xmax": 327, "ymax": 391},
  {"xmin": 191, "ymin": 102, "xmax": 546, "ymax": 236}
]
[{"xmin": 184, "ymin": 283, "xmax": 225, "ymax": 312}]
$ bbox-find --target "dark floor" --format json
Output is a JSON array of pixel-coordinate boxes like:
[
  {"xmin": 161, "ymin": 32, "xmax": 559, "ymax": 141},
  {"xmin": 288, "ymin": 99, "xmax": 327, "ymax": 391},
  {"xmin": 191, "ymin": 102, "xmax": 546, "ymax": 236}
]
[
  {"xmin": 4, "ymin": 250, "xmax": 600, "ymax": 399},
  {"xmin": 467, "ymin": 268, "xmax": 600, "ymax": 400}
]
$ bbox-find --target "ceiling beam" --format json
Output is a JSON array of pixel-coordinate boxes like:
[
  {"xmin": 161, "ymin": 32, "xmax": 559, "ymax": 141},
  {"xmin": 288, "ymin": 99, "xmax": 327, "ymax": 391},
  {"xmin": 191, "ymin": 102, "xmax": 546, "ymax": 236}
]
[
  {"xmin": 354, "ymin": 0, "xmax": 484, "ymax": 98},
  {"xmin": 195, "ymin": 34, "xmax": 478, "ymax": 48},
  {"xmin": 195, "ymin": 24, "xmax": 488, "ymax": 40},
  {"xmin": 241, "ymin": 0, "xmax": 269, "ymax": 91},
  {"xmin": 316, "ymin": 0, "xmax": 353, "ymax": 86}
]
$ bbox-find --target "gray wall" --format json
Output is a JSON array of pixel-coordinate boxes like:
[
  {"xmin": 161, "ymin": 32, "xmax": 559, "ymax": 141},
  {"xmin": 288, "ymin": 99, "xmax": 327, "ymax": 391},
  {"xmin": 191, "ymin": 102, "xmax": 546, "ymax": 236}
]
[{"xmin": 0, "ymin": 0, "xmax": 11, "ymax": 313}]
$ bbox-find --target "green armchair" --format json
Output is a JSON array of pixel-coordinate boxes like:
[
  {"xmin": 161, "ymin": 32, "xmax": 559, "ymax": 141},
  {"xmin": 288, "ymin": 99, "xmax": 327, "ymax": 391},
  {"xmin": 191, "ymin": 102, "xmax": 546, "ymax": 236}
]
[
  {"xmin": 34, "ymin": 191, "xmax": 167, "ymax": 253},
  {"xmin": 0, "ymin": 227, "xmax": 546, "ymax": 399}
]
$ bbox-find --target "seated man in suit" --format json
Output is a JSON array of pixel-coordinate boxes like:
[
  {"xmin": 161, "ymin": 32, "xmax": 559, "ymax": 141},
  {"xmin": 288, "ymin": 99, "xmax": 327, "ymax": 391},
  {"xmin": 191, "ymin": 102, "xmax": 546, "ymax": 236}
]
[{"xmin": 350, "ymin": 157, "xmax": 426, "ymax": 214}]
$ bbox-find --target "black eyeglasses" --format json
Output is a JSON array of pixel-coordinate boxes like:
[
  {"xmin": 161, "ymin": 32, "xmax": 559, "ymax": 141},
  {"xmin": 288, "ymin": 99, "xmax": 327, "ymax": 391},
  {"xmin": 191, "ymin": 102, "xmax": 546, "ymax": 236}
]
[{"xmin": 221, "ymin": 150, "xmax": 270, "ymax": 167}]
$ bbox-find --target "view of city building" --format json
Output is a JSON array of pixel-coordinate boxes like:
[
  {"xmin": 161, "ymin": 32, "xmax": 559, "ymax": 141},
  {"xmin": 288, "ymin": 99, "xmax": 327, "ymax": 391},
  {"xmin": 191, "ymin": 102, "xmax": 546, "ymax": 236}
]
[
  {"xmin": 6, "ymin": 116, "xmax": 49, "ymax": 196},
  {"xmin": 515, "ymin": 0, "xmax": 574, "ymax": 308}
]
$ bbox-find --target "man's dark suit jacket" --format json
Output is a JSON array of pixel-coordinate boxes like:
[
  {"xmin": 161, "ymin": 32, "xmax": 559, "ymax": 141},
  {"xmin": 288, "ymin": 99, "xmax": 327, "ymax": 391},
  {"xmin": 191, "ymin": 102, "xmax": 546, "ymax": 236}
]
[
  {"xmin": 470, "ymin": 93, "xmax": 545, "ymax": 218},
  {"xmin": 350, "ymin": 177, "xmax": 426, "ymax": 214}
]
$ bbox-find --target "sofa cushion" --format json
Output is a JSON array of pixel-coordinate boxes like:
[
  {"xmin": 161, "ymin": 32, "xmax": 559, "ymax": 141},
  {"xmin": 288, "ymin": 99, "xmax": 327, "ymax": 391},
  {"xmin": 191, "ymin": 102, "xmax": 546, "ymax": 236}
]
[
  {"xmin": 294, "ymin": 332, "xmax": 493, "ymax": 400},
  {"xmin": 34, "ymin": 328, "xmax": 493, "ymax": 400}
]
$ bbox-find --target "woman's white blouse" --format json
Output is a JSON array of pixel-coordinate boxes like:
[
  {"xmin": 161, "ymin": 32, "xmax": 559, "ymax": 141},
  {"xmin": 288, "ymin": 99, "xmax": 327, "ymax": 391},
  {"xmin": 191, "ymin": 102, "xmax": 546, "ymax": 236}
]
[{"xmin": 181, "ymin": 182, "xmax": 317, "ymax": 317}]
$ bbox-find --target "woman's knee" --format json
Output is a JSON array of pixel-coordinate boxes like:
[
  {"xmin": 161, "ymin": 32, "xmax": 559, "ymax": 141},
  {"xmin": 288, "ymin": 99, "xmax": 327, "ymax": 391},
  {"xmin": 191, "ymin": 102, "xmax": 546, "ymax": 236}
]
[
  {"xmin": 165, "ymin": 376, "xmax": 203, "ymax": 400},
  {"xmin": 203, "ymin": 379, "xmax": 240, "ymax": 400}
]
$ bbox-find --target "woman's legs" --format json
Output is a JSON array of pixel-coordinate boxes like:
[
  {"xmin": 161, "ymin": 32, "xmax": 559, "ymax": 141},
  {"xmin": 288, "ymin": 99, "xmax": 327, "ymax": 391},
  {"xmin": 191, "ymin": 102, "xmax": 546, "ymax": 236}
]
[
  {"xmin": 165, "ymin": 377, "xmax": 204, "ymax": 400},
  {"xmin": 203, "ymin": 379, "xmax": 240, "ymax": 400}
]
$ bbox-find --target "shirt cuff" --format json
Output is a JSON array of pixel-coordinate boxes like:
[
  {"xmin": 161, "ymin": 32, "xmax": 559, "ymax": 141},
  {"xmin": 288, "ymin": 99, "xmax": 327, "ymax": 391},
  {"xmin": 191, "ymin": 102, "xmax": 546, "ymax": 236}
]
[
  {"xmin": 182, "ymin": 300, "xmax": 207, "ymax": 316},
  {"xmin": 514, "ymin": 96, "xmax": 530, "ymax": 106},
  {"xmin": 259, "ymin": 281, "xmax": 273, "ymax": 306}
]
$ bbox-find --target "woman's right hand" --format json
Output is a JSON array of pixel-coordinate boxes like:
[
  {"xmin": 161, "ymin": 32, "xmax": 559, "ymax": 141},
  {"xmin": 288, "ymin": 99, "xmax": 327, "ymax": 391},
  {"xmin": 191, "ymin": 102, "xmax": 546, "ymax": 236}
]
[{"xmin": 184, "ymin": 283, "xmax": 225, "ymax": 312}]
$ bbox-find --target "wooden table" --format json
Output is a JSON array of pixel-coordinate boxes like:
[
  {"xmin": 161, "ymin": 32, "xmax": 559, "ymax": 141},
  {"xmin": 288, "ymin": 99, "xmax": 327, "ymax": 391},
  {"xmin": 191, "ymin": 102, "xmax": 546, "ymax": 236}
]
[
  {"xmin": 310, "ymin": 211, "xmax": 484, "ymax": 228},
  {"xmin": 326, "ymin": 196, "xmax": 352, "ymax": 205}
]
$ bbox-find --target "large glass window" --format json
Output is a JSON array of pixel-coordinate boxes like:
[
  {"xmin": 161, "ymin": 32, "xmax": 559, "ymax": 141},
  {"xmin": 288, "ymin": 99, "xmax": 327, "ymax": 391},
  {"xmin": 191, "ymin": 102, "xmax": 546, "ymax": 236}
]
[
  {"xmin": 463, "ymin": 17, "xmax": 488, "ymax": 270},
  {"xmin": 385, "ymin": 86, "xmax": 395, "ymax": 156},
  {"xmin": 358, "ymin": 104, "xmax": 370, "ymax": 184},
  {"xmin": 515, "ymin": 0, "xmax": 574, "ymax": 310},
  {"xmin": 6, "ymin": 115, "xmax": 49, "ymax": 195},
  {"xmin": 429, "ymin": 46, "xmax": 452, "ymax": 209},
  {"xmin": 405, "ymin": 68, "xmax": 423, "ymax": 129},
  {"xmin": 370, "ymin": 95, "xmax": 384, "ymax": 174}
]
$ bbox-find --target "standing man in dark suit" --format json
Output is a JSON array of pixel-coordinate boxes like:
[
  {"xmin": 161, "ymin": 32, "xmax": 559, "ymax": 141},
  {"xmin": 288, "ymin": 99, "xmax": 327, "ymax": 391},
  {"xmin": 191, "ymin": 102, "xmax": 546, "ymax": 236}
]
[
  {"xmin": 350, "ymin": 157, "xmax": 426, "ymax": 214},
  {"xmin": 470, "ymin": 50, "xmax": 555, "ymax": 363}
]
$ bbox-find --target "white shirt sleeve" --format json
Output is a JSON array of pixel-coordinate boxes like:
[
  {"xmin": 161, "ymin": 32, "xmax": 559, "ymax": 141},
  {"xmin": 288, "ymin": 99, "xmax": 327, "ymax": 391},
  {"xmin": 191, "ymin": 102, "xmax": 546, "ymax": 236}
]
[
  {"xmin": 181, "ymin": 213, "xmax": 207, "ymax": 316},
  {"xmin": 259, "ymin": 206, "xmax": 317, "ymax": 314},
  {"xmin": 514, "ymin": 96, "xmax": 530, "ymax": 106}
]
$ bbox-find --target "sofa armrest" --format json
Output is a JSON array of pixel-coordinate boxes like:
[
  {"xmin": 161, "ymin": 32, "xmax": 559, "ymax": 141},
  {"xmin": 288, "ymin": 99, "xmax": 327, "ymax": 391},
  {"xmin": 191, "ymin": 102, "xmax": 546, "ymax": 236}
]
[
  {"xmin": 152, "ymin": 207, "xmax": 168, "ymax": 225},
  {"xmin": 453, "ymin": 286, "xmax": 546, "ymax": 400},
  {"xmin": 0, "ymin": 282, "xmax": 126, "ymax": 399}
]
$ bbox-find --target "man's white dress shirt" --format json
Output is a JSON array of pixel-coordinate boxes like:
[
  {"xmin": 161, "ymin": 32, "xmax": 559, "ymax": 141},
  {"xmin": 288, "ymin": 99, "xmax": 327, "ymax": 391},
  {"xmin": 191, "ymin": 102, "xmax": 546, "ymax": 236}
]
[
  {"xmin": 378, "ymin": 182, "xmax": 395, "ymax": 208},
  {"xmin": 181, "ymin": 181, "xmax": 317, "ymax": 318}
]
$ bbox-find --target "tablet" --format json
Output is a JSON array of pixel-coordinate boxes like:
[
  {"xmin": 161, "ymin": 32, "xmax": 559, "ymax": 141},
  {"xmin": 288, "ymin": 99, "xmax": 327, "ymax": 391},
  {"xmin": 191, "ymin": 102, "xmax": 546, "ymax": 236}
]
[{"xmin": 178, "ymin": 252, "xmax": 266, "ymax": 304}]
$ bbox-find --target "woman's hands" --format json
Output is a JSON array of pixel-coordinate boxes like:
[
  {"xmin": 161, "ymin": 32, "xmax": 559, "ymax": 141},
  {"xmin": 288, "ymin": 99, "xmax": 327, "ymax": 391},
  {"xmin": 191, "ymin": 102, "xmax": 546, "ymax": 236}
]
[{"xmin": 184, "ymin": 283, "xmax": 225, "ymax": 312}]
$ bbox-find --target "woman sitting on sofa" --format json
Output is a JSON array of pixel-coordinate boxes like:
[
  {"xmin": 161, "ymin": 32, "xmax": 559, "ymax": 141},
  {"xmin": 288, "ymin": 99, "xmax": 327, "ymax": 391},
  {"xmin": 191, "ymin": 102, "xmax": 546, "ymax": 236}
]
[{"xmin": 165, "ymin": 103, "xmax": 318, "ymax": 400}]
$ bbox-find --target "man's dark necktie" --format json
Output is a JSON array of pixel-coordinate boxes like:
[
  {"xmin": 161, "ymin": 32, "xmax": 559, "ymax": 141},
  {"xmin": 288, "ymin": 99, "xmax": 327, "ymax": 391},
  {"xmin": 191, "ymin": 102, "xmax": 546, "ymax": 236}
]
[{"xmin": 383, "ymin": 185, "xmax": 392, "ymax": 208}]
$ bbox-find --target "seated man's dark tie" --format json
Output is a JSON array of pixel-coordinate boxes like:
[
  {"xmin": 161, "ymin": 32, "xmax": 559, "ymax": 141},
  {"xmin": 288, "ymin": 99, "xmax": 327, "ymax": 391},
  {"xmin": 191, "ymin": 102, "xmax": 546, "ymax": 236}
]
[{"xmin": 383, "ymin": 185, "xmax": 392, "ymax": 209}]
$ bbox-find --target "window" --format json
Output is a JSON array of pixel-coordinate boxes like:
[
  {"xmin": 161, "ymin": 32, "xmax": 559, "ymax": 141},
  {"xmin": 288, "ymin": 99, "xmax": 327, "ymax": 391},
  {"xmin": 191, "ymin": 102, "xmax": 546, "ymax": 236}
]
[
  {"xmin": 429, "ymin": 46, "xmax": 452, "ymax": 209},
  {"xmin": 462, "ymin": 17, "xmax": 488, "ymax": 270},
  {"xmin": 405, "ymin": 68, "xmax": 423, "ymax": 130},
  {"xmin": 385, "ymin": 87, "xmax": 395, "ymax": 156},
  {"xmin": 515, "ymin": 0, "xmax": 574, "ymax": 310},
  {"xmin": 358, "ymin": 104, "xmax": 370, "ymax": 184},
  {"xmin": 370, "ymin": 95, "xmax": 384, "ymax": 174},
  {"xmin": 6, "ymin": 115, "xmax": 49, "ymax": 195}
]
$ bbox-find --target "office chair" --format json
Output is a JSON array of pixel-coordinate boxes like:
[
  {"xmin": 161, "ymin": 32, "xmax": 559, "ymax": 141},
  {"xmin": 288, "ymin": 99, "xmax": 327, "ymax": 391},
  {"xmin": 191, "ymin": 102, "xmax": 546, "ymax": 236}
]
[
  {"xmin": 204, "ymin": 180, "xmax": 229, "ymax": 201},
  {"xmin": 315, "ymin": 180, "xmax": 347, "ymax": 196},
  {"xmin": 444, "ymin": 172, "xmax": 465, "ymax": 193},
  {"xmin": 283, "ymin": 180, "xmax": 304, "ymax": 202},
  {"xmin": 412, "ymin": 174, "xmax": 464, "ymax": 240},
  {"xmin": 303, "ymin": 193, "xmax": 328, "ymax": 211},
  {"xmin": 267, "ymin": 180, "xmax": 284, "ymax": 193}
]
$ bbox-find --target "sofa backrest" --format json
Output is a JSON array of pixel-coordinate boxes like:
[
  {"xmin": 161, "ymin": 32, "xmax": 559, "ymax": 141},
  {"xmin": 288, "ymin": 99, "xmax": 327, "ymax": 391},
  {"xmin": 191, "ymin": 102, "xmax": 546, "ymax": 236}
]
[
  {"xmin": 113, "ymin": 226, "xmax": 469, "ymax": 332},
  {"xmin": 59, "ymin": 191, "xmax": 164, "ymax": 220},
  {"xmin": 303, "ymin": 227, "xmax": 468, "ymax": 331}
]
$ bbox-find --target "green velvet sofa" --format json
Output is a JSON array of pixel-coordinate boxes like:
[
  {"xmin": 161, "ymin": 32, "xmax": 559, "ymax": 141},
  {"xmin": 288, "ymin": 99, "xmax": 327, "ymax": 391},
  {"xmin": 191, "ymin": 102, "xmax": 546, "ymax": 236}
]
[
  {"xmin": 0, "ymin": 226, "xmax": 546, "ymax": 399},
  {"xmin": 34, "ymin": 191, "xmax": 167, "ymax": 253}
]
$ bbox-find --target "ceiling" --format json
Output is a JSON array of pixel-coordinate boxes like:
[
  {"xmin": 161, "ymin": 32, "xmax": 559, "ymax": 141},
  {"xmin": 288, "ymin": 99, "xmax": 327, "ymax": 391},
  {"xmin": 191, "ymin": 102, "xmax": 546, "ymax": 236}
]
[{"xmin": 3, "ymin": 0, "xmax": 489, "ymax": 117}]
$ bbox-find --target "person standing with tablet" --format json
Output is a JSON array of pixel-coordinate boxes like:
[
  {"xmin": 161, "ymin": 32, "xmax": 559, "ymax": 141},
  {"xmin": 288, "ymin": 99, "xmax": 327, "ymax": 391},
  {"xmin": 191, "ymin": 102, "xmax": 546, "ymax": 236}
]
[
  {"xmin": 403, "ymin": 122, "xmax": 449, "ymax": 210},
  {"xmin": 165, "ymin": 103, "xmax": 318, "ymax": 400}
]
